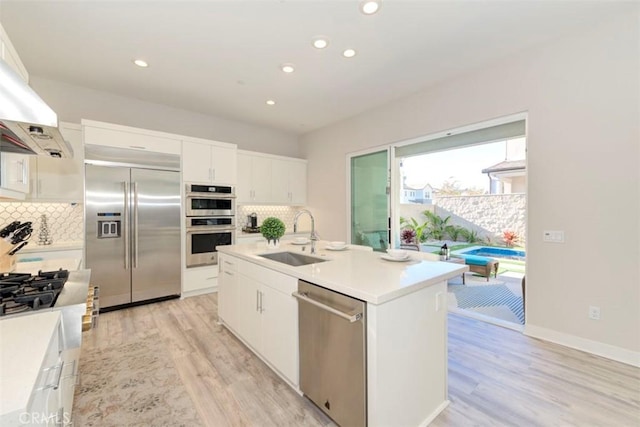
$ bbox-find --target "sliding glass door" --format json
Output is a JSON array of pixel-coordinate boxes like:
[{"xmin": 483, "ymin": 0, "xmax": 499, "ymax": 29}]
[{"xmin": 349, "ymin": 149, "xmax": 389, "ymax": 251}]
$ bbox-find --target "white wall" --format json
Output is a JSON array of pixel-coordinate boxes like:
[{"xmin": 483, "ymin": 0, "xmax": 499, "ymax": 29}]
[
  {"xmin": 31, "ymin": 76, "xmax": 301, "ymax": 158},
  {"xmin": 301, "ymin": 12, "xmax": 640, "ymax": 362}
]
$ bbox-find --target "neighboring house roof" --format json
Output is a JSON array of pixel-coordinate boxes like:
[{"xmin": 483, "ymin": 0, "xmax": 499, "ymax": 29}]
[
  {"xmin": 402, "ymin": 181, "xmax": 434, "ymax": 191},
  {"xmin": 481, "ymin": 159, "xmax": 526, "ymax": 174}
]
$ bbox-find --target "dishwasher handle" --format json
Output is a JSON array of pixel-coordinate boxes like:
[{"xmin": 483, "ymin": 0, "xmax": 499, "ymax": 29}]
[{"xmin": 292, "ymin": 291, "xmax": 363, "ymax": 323}]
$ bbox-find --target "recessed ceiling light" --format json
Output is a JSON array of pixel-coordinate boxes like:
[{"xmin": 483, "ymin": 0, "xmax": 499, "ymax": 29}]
[
  {"xmin": 360, "ymin": 0, "xmax": 380, "ymax": 15},
  {"xmin": 281, "ymin": 63, "xmax": 295, "ymax": 73},
  {"xmin": 312, "ymin": 36, "xmax": 329, "ymax": 49},
  {"xmin": 266, "ymin": 100, "xmax": 276, "ymax": 106},
  {"xmin": 343, "ymin": 49, "xmax": 357, "ymax": 58},
  {"xmin": 133, "ymin": 59, "xmax": 149, "ymax": 68}
]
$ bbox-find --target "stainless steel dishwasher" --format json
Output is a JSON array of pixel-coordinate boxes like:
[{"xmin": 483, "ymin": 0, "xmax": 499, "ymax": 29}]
[{"xmin": 293, "ymin": 280, "xmax": 367, "ymax": 427}]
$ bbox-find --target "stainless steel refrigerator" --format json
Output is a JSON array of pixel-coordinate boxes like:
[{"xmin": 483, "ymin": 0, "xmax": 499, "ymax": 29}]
[{"xmin": 85, "ymin": 145, "xmax": 181, "ymax": 309}]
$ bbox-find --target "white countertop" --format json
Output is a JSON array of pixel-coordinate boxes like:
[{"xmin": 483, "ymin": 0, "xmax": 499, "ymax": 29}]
[
  {"xmin": 13, "ymin": 258, "xmax": 82, "ymax": 275},
  {"xmin": 19, "ymin": 241, "xmax": 83, "ymax": 254},
  {"xmin": 0, "ymin": 311, "xmax": 61, "ymax": 417},
  {"xmin": 218, "ymin": 241, "xmax": 467, "ymax": 305}
]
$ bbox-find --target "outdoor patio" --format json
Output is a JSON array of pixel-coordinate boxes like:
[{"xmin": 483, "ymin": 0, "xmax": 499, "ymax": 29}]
[{"xmin": 447, "ymin": 270, "xmax": 525, "ymax": 328}]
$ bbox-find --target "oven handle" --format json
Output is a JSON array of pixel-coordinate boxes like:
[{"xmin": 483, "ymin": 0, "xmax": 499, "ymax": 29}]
[
  {"xmin": 186, "ymin": 193, "xmax": 237, "ymax": 199},
  {"xmin": 186, "ymin": 227, "xmax": 237, "ymax": 233}
]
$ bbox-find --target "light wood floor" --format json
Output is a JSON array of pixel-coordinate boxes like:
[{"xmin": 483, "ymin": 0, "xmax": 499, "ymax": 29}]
[{"xmin": 80, "ymin": 293, "xmax": 640, "ymax": 426}]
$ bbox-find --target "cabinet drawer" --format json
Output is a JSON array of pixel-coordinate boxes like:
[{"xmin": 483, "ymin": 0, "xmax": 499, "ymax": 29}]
[
  {"xmin": 183, "ymin": 265, "xmax": 219, "ymax": 293},
  {"xmin": 219, "ymin": 255, "xmax": 240, "ymax": 273}
]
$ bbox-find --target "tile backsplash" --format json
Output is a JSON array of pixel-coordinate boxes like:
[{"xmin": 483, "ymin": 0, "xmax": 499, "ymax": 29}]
[
  {"xmin": 0, "ymin": 203, "xmax": 310, "ymax": 244},
  {"xmin": 0, "ymin": 203, "xmax": 84, "ymax": 244},
  {"xmin": 237, "ymin": 206, "xmax": 312, "ymax": 233}
]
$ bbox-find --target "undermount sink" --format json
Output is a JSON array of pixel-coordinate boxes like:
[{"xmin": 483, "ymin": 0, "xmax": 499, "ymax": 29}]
[{"xmin": 259, "ymin": 251, "xmax": 327, "ymax": 267}]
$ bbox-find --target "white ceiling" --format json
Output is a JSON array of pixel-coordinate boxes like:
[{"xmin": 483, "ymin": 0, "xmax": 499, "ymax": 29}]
[{"xmin": 0, "ymin": 1, "xmax": 631, "ymax": 135}]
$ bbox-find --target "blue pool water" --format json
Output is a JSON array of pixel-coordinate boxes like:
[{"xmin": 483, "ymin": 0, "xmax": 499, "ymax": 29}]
[{"xmin": 461, "ymin": 246, "xmax": 526, "ymax": 261}]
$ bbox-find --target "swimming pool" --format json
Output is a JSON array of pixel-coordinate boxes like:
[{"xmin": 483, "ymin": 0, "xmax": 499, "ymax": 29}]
[{"xmin": 459, "ymin": 246, "xmax": 526, "ymax": 261}]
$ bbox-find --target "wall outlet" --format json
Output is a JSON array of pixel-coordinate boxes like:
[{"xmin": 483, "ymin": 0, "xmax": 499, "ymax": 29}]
[{"xmin": 589, "ymin": 306, "xmax": 601, "ymax": 320}]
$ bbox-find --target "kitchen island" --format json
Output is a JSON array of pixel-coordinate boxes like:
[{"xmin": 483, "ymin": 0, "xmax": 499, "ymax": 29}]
[{"xmin": 218, "ymin": 241, "xmax": 467, "ymax": 427}]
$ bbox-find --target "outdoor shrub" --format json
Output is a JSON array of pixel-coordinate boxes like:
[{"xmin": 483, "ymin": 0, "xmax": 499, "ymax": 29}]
[
  {"xmin": 460, "ymin": 228, "xmax": 481, "ymax": 243},
  {"xmin": 400, "ymin": 217, "xmax": 429, "ymax": 242},
  {"xmin": 446, "ymin": 225, "xmax": 465, "ymax": 242},
  {"xmin": 400, "ymin": 228, "xmax": 417, "ymax": 244},
  {"xmin": 503, "ymin": 230, "xmax": 519, "ymax": 247},
  {"xmin": 422, "ymin": 211, "xmax": 452, "ymax": 241}
]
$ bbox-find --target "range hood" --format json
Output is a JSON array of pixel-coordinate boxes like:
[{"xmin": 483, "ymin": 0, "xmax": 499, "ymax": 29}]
[{"xmin": 0, "ymin": 58, "xmax": 72, "ymax": 158}]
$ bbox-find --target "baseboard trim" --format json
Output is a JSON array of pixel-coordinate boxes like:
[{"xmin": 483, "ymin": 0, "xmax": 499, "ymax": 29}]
[
  {"xmin": 419, "ymin": 400, "xmax": 450, "ymax": 427},
  {"xmin": 181, "ymin": 287, "xmax": 216, "ymax": 299},
  {"xmin": 524, "ymin": 324, "xmax": 640, "ymax": 367}
]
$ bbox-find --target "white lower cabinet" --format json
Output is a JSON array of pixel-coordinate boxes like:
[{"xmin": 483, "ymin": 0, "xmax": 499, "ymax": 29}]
[
  {"xmin": 218, "ymin": 254, "xmax": 299, "ymax": 386},
  {"xmin": 183, "ymin": 265, "xmax": 218, "ymax": 295},
  {"xmin": 1, "ymin": 312, "xmax": 78, "ymax": 426}
]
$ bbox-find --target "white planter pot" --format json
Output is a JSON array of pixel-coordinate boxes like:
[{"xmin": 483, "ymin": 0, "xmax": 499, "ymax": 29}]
[{"xmin": 266, "ymin": 240, "xmax": 280, "ymax": 249}]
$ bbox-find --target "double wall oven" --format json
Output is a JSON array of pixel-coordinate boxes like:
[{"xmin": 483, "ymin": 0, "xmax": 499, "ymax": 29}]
[{"xmin": 185, "ymin": 183, "xmax": 236, "ymax": 268}]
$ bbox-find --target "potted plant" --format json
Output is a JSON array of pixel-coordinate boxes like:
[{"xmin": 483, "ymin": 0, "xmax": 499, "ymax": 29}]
[{"xmin": 261, "ymin": 217, "xmax": 286, "ymax": 248}]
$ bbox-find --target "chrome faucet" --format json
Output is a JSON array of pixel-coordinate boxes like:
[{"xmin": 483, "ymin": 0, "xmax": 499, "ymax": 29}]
[{"xmin": 293, "ymin": 209, "xmax": 318, "ymax": 254}]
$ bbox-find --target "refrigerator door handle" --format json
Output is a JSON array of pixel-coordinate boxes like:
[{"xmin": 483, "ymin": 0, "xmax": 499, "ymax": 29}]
[
  {"xmin": 133, "ymin": 181, "xmax": 139, "ymax": 268},
  {"xmin": 123, "ymin": 181, "xmax": 129, "ymax": 270}
]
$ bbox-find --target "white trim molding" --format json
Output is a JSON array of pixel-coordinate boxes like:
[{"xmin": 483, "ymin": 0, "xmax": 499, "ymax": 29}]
[{"xmin": 524, "ymin": 324, "xmax": 640, "ymax": 368}]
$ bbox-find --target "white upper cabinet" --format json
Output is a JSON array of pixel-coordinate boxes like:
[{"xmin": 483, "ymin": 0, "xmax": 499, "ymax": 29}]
[
  {"xmin": 182, "ymin": 139, "xmax": 237, "ymax": 185},
  {"xmin": 272, "ymin": 158, "xmax": 307, "ymax": 205},
  {"xmin": 237, "ymin": 152, "xmax": 271, "ymax": 203},
  {"xmin": 0, "ymin": 152, "xmax": 30, "ymax": 198},
  {"xmin": 237, "ymin": 150, "xmax": 307, "ymax": 206},
  {"xmin": 0, "ymin": 23, "xmax": 29, "ymax": 82},
  {"xmin": 27, "ymin": 122, "xmax": 84, "ymax": 202},
  {"xmin": 82, "ymin": 120, "xmax": 181, "ymax": 154}
]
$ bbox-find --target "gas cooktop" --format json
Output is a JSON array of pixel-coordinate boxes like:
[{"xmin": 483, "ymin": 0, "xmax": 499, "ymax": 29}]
[{"xmin": 0, "ymin": 269, "xmax": 70, "ymax": 317}]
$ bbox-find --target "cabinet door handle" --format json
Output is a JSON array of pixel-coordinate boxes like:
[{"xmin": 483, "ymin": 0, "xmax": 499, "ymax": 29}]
[
  {"xmin": 38, "ymin": 179, "xmax": 42, "ymax": 194},
  {"xmin": 37, "ymin": 361, "xmax": 64, "ymax": 391},
  {"xmin": 211, "ymin": 168, "xmax": 215, "ymax": 181},
  {"xmin": 55, "ymin": 408, "xmax": 64, "ymax": 426},
  {"xmin": 259, "ymin": 291, "xmax": 264, "ymax": 313},
  {"xmin": 224, "ymin": 271, "xmax": 233, "ymax": 276},
  {"xmin": 256, "ymin": 290, "xmax": 260, "ymax": 312},
  {"xmin": 14, "ymin": 159, "xmax": 26, "ymax": 184}
]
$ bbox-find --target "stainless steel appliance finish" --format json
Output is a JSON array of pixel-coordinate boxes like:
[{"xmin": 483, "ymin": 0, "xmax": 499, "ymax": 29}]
[
  {"xmin": 185, "ymin": 216, "xmax": 235, "ymax": 268},
  {"xmin": 260, "ymin": 251, "xmax": 327, "ymax": 267},
  {"xmin": 0, "ymin": 59, "xmax": 72, "ymax": 158},
  {"xmin": 85, "ymin": 155, "xmax": 181, "ymax": 309},
  {"xmin": 295, "ymin": 280, "xmax": 367, "ymax": 427},
  {"xmin": 185, "ymin": 183, "xmax": 235, "ymax": 216}
]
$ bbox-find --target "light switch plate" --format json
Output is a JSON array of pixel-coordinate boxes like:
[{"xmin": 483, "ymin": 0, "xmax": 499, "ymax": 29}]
[{"xmin": 543, "ymin": 230, "xmax": 565, "ymax": 243}]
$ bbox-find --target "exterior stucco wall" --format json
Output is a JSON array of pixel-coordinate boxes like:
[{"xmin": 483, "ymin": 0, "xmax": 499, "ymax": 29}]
[{"xmin": 434, "ymin": 194, "xmax": 526, "ymax": 243}]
